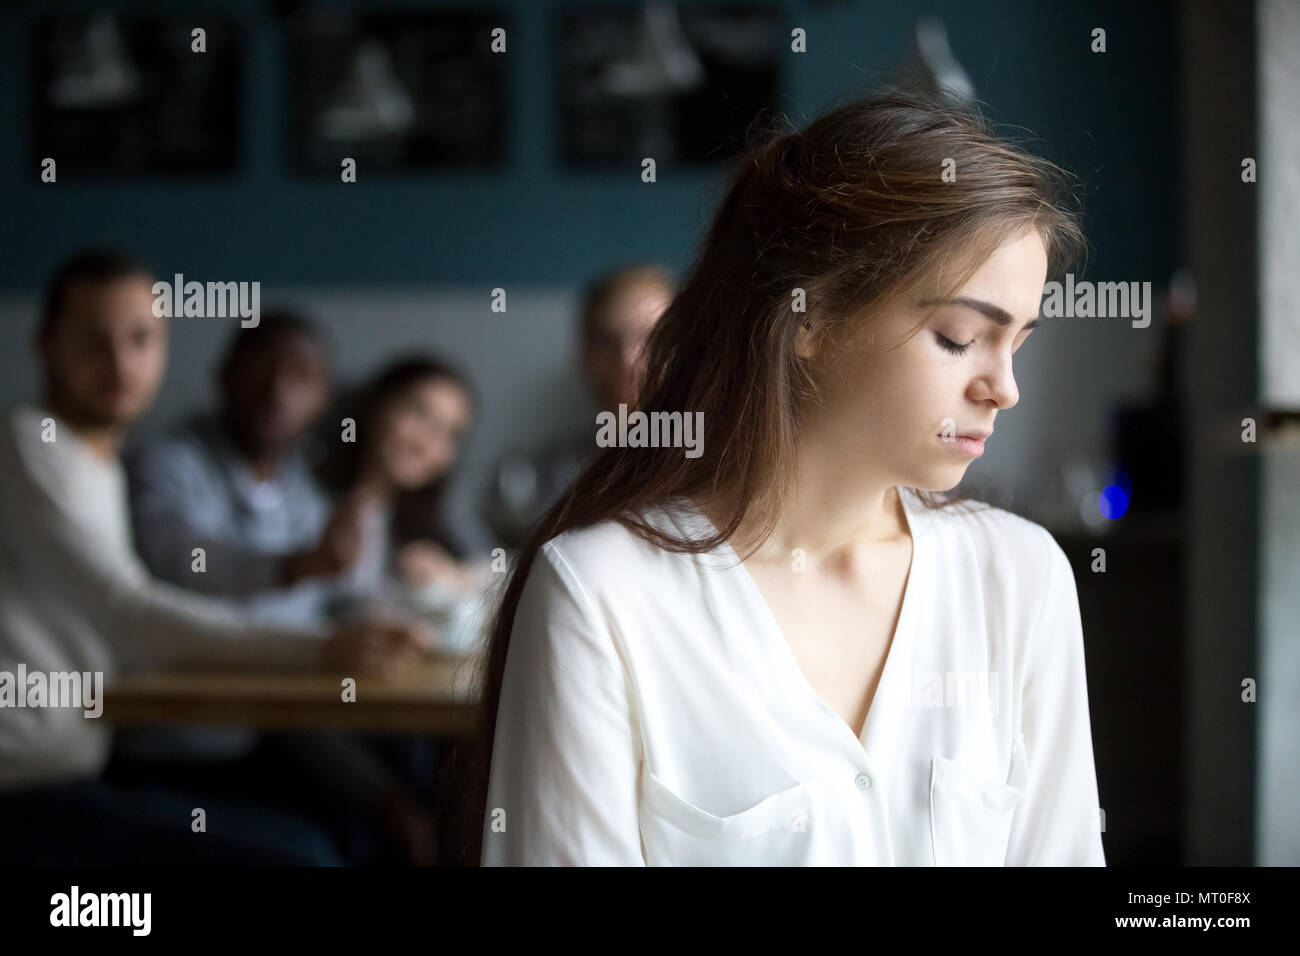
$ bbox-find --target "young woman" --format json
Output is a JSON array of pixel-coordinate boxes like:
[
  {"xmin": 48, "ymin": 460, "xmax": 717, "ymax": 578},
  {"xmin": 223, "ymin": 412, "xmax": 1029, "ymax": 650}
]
[
  {"xmin": 472, "ymin": 88, "xmax": 1105, "ymax": 866},
  {"xmin": 323, "ymin": 355, "xmax": 491, "ymax": 619},
  {"xmin": 288, "ymin": 355, "xmax": 489, "ymax": 864}
]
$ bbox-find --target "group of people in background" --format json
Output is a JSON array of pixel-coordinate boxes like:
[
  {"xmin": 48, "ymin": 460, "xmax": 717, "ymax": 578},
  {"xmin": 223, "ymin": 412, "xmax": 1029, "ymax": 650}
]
[{"xmin": 0, "ymin": 246, "xmax": 675, "ymax": 865}]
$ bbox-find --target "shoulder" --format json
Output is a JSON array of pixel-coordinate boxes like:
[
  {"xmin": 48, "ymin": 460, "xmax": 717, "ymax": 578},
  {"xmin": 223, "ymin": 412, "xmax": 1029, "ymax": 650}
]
[
  {"xmin": 1, "ymin": 403, "xmax": 86, "ymax": 482},
  {"xmin": 0, "ymin": 405, "xmax": 41, "ymax": 484},
  {"xmin": 533, "ymin": 499, "xmax": 706, "ymax": 605},
  {"xmin": 125, "ymin": 416, "xmax": 223, "ymax": 477},
  {"xmin": 5, "ymin": 403, "xmax": 60, "ymax": 450},
  {"xmin": 929, "ymin": 491, "xmax": 1057, "ymax": 551},
  {"xmin": 0, "ymin": 405, "xmax": 120, "ymax": 523},
  {"xmin": 920, "ymin": 490, "xmax": 1073, "ymax": 599},
  {"xmin": 280, "ymin": 443, "xmax": 329, "ymax": 498},
  {"xmin": 1, "ymin": 403, "xmax": 37, "ymax": 455}
]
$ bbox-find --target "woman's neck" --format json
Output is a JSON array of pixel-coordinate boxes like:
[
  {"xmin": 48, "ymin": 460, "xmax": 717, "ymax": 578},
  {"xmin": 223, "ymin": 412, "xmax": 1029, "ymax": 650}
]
[
  {"xmin": 353, "ymin": 464, "xmax": 395, "ymax": 503},
  {"xmin": 696, "ymin": 455, "xmax": 908, "ymax": 567}
]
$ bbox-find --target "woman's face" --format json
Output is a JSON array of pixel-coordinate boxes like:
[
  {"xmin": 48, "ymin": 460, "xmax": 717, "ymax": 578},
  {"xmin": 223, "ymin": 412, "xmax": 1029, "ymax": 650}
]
[
  {"xmin": 372, "ymin": 378, "xmax": 473, "ymax": 490},
  {"xmin": 802, "ymin": 230, "xmax": 1048, "ymax": 492}
]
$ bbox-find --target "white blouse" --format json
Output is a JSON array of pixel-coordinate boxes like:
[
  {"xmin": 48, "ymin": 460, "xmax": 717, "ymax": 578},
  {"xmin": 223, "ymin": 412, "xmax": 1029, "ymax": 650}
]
[{"xmin": 481, "ymin": 485, "xmax": 1105, "ymax": 866}]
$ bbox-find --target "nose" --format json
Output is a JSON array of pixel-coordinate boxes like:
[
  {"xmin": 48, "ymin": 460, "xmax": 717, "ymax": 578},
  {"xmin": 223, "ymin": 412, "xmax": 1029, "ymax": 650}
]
[
  {"xmin": 270, "ymin": 373, "xmax": 298, "ymax": 408},
  {"xmin": 108, "ymin": 342, "xmax": 134, "ymax": 384},
  {"xmin": 971, "ymin": 351, "xmax": 1019, "ymax": 410}
]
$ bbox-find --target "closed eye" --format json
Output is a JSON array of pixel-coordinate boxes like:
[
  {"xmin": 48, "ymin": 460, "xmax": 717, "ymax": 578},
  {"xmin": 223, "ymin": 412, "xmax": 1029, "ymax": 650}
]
[{"xmin": 934, "ymin": 332, "xmax": 974, "ymax": 356}]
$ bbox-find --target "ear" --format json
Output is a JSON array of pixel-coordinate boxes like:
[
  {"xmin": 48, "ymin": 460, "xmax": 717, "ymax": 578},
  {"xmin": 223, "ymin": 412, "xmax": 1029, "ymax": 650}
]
[{"xmin": 794, "ymin": 317, "xmax": 818, "ymax": 360}]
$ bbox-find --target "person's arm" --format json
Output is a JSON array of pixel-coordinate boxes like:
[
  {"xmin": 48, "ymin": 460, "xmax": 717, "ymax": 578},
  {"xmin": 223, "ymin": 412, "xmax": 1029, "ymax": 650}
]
[
  {"xmin": 481, "ymin": 540, "xmax": 645, "ymax": 865},
  {"xmin": 129, "ymin": 443, "xmax": 368, "ymax": 625},
  {"xmin": 6, "ymin": 422, "xmax": 324, "ymax": 671},
  {"xmin": 1004, "ymin": 531, "xmax": 1107, "ymax": 865},
  {"xmin": 127, "ymin": 441, "xmax": 288, "ymax": 596},
  {"xmin": 395, "ymin": 539, "xmax": 496, "ymax": 596}
]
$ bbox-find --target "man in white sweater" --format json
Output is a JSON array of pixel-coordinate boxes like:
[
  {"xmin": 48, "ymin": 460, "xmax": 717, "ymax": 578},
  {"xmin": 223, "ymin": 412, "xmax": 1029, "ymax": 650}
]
[{"xmin": 0, "ymin": 248, "xmax": 431, "ymax": 864}]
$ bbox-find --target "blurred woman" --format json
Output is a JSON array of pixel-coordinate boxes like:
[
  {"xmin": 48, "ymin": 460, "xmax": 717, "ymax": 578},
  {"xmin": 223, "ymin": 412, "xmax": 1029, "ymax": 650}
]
[
  {"xmin": 290, "ymin": 356, "xmax": 489, "ymax": 864},
  {"xmin": 324, "ymin": 355, "xmax": 491, "ymax": 625}
]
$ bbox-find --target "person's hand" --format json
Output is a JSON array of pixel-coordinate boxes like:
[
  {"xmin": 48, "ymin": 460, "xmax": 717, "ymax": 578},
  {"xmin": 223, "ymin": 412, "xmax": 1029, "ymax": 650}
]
[
  {"xmin": 282, "ymin": 492, "xmax": 372, "ymax": 584},
  {"xmin": 396, "ymin": 540, "xmax": 462, "ymax": 589},
  {"xmin": 322, "ymin": 617, "xmax": 435, "ymax": 678}
]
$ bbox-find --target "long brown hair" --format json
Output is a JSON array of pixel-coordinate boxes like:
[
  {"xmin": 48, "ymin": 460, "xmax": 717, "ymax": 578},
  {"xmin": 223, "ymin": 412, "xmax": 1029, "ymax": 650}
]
[
  {"xmin": 320, "ymin": 355, "xmax": 476, "ymax": 556},
  {"xmin": 459, "ymin": 86, "xmax": 1085, "ymax": 863}
]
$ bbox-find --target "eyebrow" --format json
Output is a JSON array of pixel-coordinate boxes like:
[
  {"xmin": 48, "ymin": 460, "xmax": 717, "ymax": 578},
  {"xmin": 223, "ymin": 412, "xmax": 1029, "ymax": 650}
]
[{"xmin": 919, "ymin": 297, "xmax": 1040, "ymax": 332}]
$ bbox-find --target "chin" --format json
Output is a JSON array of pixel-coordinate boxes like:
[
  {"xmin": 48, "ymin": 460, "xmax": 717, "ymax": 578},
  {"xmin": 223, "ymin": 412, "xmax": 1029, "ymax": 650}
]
[
  {"xmin": 106, "ymin": 404, "xmax": 147, "ymax": 428},
  {"xmin": 256, "ymin": 430, "xmax": 297, "ymax": 449},
  {"xmin": 119, "ymin": 394, "xmax": 159, "ymax": 421},
  {"xmin": 391, "ymin": 469, "xmax": 431, "ymax": 490}
]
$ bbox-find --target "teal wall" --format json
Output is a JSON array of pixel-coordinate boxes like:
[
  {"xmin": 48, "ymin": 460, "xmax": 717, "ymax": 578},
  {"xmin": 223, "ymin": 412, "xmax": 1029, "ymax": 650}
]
[{"xmin": 0, "ymin": 0, "xmax": 1179, "ymax": 290}]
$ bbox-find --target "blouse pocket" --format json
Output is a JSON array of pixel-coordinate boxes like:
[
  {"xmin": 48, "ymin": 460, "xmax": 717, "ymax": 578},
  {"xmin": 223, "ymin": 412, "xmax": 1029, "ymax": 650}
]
[
  {"xmin": 638, "ymin": 768, "xmax": 823, "ymax": 866},
  {"xmin": 928, "ymin": 734, "xmax": 1028, "ymax": 866}
]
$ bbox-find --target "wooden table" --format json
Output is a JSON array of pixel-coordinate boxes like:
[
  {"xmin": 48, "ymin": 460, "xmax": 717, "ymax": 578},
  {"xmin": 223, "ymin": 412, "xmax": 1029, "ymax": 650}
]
[
  {"xmin": 104, "ymin": 652, "xmax": 486, "ymax": 864},
  {"xmin": 104, "ymin": 652, "xmax": 482, "ymax": 737}
]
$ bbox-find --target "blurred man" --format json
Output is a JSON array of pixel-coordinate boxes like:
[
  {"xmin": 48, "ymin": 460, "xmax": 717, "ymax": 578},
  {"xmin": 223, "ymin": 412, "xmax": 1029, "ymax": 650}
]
[
  {"xmin": 123, "ymin": 312, "xmax": 436, "ymax": 863},
  {"xmin": 128, "ymin": 312, "xmax": 345, "ymax": 634},
  {"xmin": 0, "ymin": 248, "xmax": 429, "ymax": 865},
  {"xmin": 579, "ymin": 264, "xmax": 674, "ymax": 411},
  {"xmin": 485, "ymin": 264, "xmax": 675, "ymax": 547},
  {"xmin": 118, "ymin": 313, "xmax": 340, "ymax": 765}
]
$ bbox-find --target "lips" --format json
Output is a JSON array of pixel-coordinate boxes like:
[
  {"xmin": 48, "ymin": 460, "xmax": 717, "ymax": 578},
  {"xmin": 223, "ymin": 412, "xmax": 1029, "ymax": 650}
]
[
  {"xmin": 938, "ymin": 429, "xmax": 993, "ymax": 441},
  {"xmin": 943, "ymin": 430, "xmax": 990, "ymax": 459}
]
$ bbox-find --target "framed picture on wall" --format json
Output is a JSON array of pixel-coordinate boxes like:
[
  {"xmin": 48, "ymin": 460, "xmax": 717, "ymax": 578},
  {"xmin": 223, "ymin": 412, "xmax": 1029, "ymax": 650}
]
[
  {"xmin": 31, "ymin": 14, "xmax": 241, "ymax": 177},
  {"xmin": 555, "ymin": 2, "xmax": 784, "ymax": 168},
  {"xmin": 283, "ymin": 9, "xmax": 508, "ymax": 175}
]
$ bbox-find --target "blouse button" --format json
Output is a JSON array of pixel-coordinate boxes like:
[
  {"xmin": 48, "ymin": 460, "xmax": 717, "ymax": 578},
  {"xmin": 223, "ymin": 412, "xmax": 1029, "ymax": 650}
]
[{"xmin": 854, "ymin": 772, "xmax": 871, "ymax": 790}]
